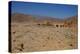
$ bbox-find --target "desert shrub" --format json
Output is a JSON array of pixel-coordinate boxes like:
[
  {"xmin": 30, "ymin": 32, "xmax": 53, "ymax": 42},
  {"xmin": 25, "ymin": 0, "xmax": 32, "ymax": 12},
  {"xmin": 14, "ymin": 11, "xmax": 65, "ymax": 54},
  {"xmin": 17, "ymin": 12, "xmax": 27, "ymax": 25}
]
[
  {"xmin": 60, "ymin": 25, "xmax": 64, "ymax": 27},
  {"xmin": 37, "ymin": 24, "xmax": 40, "ymax": 25},
  {"xmin": 44, "ymin": 21, "xmax": 53, "ymax": 26},
  {"xmin": 13, "ymin": 31, "xmax": 16, "ymax": 34},
  {"xmin": 37, "ymin": 21, "xmax": 53, "ymax": 26},
  {"xmin": 56, "ymin": 25, "xmax": 59, "ymax": 27}
]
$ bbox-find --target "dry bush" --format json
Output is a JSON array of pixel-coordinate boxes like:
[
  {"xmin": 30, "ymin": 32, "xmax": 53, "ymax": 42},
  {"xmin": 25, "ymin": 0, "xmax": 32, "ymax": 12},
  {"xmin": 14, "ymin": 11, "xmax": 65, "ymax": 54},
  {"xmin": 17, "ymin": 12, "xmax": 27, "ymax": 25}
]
[{"xmin": 43, "ymin": 21, "xmax": 53, "ymax": 26}]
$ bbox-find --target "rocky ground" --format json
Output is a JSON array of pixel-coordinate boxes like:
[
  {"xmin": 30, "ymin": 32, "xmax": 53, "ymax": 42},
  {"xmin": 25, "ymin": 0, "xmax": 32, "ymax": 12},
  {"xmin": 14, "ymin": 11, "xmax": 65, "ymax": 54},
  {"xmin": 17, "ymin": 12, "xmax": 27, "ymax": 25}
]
[{"xmin": 11, "ymin": 23, "xmax": 78, "ymax": 53}]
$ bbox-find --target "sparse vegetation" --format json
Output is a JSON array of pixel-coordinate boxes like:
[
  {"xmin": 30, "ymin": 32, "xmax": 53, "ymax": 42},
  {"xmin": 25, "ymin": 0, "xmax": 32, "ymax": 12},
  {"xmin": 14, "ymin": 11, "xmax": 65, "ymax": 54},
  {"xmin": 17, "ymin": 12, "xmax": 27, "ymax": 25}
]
[
  {"xmin": 11, "ymin": 14, "xmax": 77, "ymax": 52},
  {"xmin": 45, "ymin": 21, "xmax": 53, "ymax": 26},
  {"xmin": 37, "ymin": 21, "xmax": 53, "ymax": 26}
]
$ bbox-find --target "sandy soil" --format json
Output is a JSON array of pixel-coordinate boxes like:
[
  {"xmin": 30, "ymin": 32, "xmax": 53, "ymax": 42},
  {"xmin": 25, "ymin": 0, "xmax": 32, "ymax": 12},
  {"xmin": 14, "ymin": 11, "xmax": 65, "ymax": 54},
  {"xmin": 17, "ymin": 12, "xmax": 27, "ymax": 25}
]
[{"xmin": 11, "ymin": 23, "xmax": 78, "ymax": 53}]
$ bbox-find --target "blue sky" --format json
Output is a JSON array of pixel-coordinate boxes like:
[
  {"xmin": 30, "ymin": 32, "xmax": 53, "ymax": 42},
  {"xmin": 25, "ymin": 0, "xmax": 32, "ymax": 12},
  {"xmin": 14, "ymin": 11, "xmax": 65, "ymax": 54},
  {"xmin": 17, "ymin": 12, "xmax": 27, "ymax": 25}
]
[{"xmin": 10, "ymin": 1, "xmax": 78, "ymax": 19}]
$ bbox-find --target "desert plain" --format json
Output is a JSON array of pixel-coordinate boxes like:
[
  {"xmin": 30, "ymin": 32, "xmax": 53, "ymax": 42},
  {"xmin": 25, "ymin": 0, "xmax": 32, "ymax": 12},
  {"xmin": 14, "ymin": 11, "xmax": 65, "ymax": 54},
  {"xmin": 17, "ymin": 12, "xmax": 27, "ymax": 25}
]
[{"xmin": 10, "ymin": 13, "xmax": 78, "ymax": 53}]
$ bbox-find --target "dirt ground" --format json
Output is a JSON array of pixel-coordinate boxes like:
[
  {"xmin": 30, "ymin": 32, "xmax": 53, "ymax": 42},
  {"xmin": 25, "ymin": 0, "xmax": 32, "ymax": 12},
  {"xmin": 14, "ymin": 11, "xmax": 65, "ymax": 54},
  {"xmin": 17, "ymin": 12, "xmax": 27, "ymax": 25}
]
[{"xmin": 10, "ymin": 22, "xmax": 78, "ymax": 53}]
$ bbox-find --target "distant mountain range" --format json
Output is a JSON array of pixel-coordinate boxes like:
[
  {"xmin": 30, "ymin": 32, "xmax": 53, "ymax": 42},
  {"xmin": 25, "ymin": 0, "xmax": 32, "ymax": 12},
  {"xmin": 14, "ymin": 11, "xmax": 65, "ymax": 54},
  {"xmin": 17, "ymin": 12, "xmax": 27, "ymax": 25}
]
[{"xmin": 11, "ymin": 13, "xmax": 78, "ymax": 24}]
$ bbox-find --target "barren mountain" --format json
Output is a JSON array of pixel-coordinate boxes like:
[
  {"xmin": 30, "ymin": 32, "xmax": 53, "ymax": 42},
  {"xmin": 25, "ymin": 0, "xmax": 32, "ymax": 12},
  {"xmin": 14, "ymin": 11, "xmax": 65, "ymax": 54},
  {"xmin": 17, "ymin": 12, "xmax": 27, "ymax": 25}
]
[
  {"xmin": 11, "ymin": 13, "xmax": 36, "ymax": 22},
  {"xmin": 11, "ymin": 13, "xmax": 77, "ymax": 23},
  {"xmin": 11, "ymin": 13, "xmax": 65, "ymax": 23}
]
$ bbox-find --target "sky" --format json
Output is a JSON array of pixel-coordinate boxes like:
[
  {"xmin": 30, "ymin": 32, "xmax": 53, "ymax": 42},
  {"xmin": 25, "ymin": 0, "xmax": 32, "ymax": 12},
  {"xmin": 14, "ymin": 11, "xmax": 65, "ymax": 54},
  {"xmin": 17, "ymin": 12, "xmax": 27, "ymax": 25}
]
[{"xmin": 10, "ymin": 1, "xmax": 78, "ymax": 19}]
